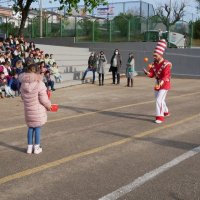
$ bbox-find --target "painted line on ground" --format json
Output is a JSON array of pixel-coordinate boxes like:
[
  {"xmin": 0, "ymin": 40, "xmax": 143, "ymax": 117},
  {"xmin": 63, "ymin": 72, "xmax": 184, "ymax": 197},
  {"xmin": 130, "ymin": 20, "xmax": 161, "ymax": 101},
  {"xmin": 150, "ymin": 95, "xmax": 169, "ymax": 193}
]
[
  {"xmin": 0, "ymin": 113, "xmax": 199, "ymax": 185},
  {"xmin": 99, "ymin": 145, "xmax": 200, "ymax": 200},
  {"xmin": 0, "ymin": 91, "xmax": 200, "ymax": 134},
  {"xmin": 133, "ymin": 113, "xmax": 200, "ymax": 138}
]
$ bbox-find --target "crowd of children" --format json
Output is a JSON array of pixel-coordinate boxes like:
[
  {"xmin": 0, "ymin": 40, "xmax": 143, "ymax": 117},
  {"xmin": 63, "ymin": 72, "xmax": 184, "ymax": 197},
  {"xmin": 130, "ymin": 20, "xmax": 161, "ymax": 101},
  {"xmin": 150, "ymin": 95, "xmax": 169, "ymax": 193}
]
[{"xmin": 0, "ymin": 34, "xmax": 61, "ymax": 99}]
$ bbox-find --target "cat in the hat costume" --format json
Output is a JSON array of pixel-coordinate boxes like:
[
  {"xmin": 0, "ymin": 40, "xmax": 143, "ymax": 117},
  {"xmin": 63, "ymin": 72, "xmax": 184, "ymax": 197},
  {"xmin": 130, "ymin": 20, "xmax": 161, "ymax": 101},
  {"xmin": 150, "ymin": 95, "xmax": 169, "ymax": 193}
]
[{"xmin": 144, "ymin": 39, "xmax": 172, "ymax": 124}]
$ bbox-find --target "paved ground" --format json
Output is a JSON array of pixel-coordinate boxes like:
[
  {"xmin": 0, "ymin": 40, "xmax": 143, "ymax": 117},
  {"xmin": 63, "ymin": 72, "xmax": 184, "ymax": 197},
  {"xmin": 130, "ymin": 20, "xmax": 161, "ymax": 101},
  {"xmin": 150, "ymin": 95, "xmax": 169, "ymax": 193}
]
[{"xmin": 0, "ymin": 76, "xmax": 200, "ymax": 200}]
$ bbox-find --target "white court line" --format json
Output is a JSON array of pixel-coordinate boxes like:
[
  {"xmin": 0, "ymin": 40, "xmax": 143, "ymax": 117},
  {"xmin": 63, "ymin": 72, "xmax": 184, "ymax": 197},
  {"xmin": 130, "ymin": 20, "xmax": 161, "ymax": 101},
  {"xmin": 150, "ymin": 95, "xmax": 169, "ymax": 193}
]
[{"xmin": 99, "ymin": 146, "xmax": 200, "ymax": 200}]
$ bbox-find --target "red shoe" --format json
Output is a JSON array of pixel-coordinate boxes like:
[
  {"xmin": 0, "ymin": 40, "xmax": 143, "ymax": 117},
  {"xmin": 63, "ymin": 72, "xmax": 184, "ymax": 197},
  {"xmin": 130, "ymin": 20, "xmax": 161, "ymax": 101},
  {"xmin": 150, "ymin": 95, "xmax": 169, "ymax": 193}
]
[
  {"xmin": 155, "ymin": 116, "xmax": 164, "ymax": 124},
  {"xmin": 164, "ymin": 112, "xmax": 170, "ymax": 117}
]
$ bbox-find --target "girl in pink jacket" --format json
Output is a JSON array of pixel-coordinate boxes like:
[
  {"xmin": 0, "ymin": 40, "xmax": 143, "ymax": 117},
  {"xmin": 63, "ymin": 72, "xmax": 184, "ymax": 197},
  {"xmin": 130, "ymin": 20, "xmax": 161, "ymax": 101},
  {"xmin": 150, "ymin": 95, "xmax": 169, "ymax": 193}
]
[{"xmin": 19, "ymin": 64, "xmax": 51, "ymax": 154}]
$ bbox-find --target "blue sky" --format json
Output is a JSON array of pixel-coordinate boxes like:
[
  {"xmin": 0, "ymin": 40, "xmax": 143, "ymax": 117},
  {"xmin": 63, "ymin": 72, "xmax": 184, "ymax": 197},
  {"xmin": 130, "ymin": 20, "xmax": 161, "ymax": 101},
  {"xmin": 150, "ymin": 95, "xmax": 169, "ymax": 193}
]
[{"xmin": 34, "ymin": 0, "xmax": 200, "ymax": 21}]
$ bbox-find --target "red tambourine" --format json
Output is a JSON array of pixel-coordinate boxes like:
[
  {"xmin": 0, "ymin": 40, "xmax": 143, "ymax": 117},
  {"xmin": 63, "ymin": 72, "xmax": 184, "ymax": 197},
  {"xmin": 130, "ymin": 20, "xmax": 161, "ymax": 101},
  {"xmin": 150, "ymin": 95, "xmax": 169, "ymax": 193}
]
[{"xmin": 51, "ymin": 104, "xmax": 59, "ymax": 112}]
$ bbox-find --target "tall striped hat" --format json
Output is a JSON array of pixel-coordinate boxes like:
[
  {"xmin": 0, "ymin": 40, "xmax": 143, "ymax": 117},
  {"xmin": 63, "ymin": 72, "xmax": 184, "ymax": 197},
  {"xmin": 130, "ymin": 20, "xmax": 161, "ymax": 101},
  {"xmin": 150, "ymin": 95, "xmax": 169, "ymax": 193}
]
[{"xmin": 154, "ymin": 39, "xmax": 167, "ymax": 56}]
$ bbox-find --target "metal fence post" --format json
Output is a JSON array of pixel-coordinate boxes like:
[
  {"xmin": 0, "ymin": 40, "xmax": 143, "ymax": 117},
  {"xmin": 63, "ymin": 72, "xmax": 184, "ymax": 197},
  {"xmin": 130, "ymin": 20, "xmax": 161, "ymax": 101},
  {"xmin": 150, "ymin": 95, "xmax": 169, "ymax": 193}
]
[
  {"xmin": 31, "ymin": 19, "xmax": 34, "ymax": 38},
  {"xmin": 190, "ymin": 22, "xmax": 193, "ymax": 48},
  {"xmin": 60, "ymin": 18, "xmax": 63, "ymax": 37},
  {"xmin": 39, "ymin": 0, "xmax": 43, "ymax": 38},
  {"xmin": 75, "ymin": 16, "xmax": 77, "ymax": 42},
  {"xmin": 6, "ymin": 17, "xmax": 8, "ymax": 37},
  {"xmin": 92, "ymin": 20, "xmax": 95, "ymax": 42},
  {"xmin": 45, "ymin": 18, "xmax": 48, "ymax": 37},
  {"xmin": 128, "ymin": 20, "xmax": 130, "ymax": 41},
  {"xmin": 109, "ymin": 20, "xmax": 112, "ymax": 42}
]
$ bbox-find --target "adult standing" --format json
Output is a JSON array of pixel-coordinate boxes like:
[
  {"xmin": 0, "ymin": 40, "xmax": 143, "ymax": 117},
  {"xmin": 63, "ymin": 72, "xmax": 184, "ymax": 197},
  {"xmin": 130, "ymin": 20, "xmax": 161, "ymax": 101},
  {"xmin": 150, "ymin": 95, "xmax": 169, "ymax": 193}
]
[
  {"xmin": 97, "ymin": 51, "xmax": 107, "ymax": 86},
  {"xmin": 143, "ymin": 39, "xmax": 172, "ymax": 124},
  {"xmin": 126, "ymin": 52, "xmax": 135, "ymax": 87},
  {"xmin": 158, "ymin": 29, "xmax": 163, "ymax": 40},
  {"xmin": 82, "ymin": 52, "xmax": 98, "ymax": 84},
  {"xmin": 110, "ymin": 49, "xmax": 122, "ymax": 84}
]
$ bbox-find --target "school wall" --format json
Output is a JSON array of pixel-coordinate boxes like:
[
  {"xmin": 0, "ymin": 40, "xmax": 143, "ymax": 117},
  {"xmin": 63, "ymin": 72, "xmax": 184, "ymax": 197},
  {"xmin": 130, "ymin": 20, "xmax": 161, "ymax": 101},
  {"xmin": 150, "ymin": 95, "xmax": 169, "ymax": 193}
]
[{"xmin": 32, "ymin": 37, "xmax": 200, "ymax": 77}]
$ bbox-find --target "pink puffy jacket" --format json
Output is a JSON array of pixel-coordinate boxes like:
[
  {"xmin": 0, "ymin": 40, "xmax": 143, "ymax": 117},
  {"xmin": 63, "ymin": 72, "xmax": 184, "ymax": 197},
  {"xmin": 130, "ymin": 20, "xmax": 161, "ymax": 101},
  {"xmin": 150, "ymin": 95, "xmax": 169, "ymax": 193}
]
[{"xmin": 19, "ymin": 73, "xmax": 51, "ymax": 127}]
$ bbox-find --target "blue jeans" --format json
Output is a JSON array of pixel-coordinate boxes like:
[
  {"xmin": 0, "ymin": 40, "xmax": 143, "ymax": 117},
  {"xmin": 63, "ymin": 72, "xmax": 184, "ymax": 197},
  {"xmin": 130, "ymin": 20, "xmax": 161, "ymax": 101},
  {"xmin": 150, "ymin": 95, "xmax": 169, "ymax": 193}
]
[
  {"xmin": 27, "ymin": 127, "xmax": 41, "ymax": 145},
  {"xmin": 45, "ymin": 80, "xmax": 55, "ymax": 90},
  {"xmin": 82, "ymin": 68, "xmax": 96, "ymax": 82}
]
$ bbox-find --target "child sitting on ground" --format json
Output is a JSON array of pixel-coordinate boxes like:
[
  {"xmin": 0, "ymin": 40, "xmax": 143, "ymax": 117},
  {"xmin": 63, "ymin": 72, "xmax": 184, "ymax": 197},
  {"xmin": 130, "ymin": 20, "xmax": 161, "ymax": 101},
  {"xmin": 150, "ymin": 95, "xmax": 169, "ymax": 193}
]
[
  {"xmin": 50, "ymin": 62, "xmax": 62, "ymax": 83},
  {"xmin": 0, "ymin": 71, "xmax": 14, "ymax": 98},
  {"xmin": 48, "ymin": 54, "xmax": 55, "ymax": 67},
  {"xmin": 44, "ymin": 71, "xmax": 56, "ymax": 91},
  {"xmin": 44, "ymin": 54, "xmax": 50, "ymax": 68},
  {"xmin": 9, "ymin": 72, "xmax": 20, "ymax": 96}
]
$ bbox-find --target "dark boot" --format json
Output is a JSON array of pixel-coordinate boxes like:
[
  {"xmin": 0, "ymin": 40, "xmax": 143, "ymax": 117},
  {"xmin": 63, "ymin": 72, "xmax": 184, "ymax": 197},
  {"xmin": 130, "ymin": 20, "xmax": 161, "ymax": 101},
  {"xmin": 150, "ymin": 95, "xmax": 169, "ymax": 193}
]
[
  {"xmin": 127, "ymin": 78, "xmax": 130, "ymax": 87},
  {"xmin": 102, "ymin": 74, "xmax": 104, "ymax": 85},
  {"xmin": 99, "ymin": 74, "xmax": 101, "ymax": 86},
  {"xmin": 131, "ymin": 79, "xmax": 133, "ymax": 87},
  {"xmin": 112, "ymin": 71, "xmax": 115, "ymax": 84},
  {"xmin": 117, "ymin": 73, "xmax": 120, "ymax": 84}
]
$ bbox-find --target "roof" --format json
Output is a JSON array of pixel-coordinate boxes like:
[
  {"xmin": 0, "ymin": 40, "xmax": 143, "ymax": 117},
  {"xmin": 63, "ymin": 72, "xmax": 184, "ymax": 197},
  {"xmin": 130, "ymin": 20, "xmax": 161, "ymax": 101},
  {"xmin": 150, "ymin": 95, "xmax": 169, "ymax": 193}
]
[{"xmin": 0, "ymin": 7, "xmax": 12, "ymax": 17}]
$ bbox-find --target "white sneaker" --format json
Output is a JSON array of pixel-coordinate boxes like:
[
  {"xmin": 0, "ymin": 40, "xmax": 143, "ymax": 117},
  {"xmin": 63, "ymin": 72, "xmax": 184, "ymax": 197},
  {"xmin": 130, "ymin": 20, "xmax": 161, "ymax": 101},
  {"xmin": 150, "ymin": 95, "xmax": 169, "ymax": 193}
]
[
  {"xmin": 27, "ymin": 145, "xmax": 33, "ymax": 154},
  {"xmin": 34, "ymin": 145, "xmax": 42, "ymax": 154},
  {"xmin": 155, "ymin": 120, "xmax": 163, "ymax": 124}
]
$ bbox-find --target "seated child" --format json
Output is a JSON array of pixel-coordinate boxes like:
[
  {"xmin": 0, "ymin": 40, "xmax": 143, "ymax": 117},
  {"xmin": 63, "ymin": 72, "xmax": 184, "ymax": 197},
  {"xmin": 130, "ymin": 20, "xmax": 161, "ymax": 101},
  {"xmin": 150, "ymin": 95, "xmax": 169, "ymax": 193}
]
[
  {"xmin": 10, "ymin": 72, "xmax": 20, "ymax": 96},
  {"xmin": 44, "ymin": 54, "xmax": 50, "ymax": 68},
  {"xmin": 43, "ymin": 71, "xmax": 55, "ymax": 91},
  {"xmin": 0, "ymin": 72, "xmax": 14, "ymax": 98},
  {"xmin": 48, "ymin": 54, "xmax": 55, "ymax": 66},
  {"xmin": 50, "ymin": 62, "xmax": 62, "ymax": 83}
]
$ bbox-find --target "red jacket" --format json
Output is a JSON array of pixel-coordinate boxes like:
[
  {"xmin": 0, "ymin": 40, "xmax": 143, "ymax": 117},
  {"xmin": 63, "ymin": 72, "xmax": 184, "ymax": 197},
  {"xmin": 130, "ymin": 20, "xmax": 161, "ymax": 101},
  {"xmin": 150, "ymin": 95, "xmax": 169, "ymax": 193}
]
[{"xmin": 148, "ymin": 59, "xmax": 172, "ymax": 90}]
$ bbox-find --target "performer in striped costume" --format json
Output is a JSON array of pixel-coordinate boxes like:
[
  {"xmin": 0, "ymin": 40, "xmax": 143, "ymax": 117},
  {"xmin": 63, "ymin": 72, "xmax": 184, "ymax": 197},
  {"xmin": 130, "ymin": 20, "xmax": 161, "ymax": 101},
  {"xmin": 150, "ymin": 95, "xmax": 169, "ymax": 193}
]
[{"xmin": 144, "ymin": 39, "xmax": 172, "ymax": 124}]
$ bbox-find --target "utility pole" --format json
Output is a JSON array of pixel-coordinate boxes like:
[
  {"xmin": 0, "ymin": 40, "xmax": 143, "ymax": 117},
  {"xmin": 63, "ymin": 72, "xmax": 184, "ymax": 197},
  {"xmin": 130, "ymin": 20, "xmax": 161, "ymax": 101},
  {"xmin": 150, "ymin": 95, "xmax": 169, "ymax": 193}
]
[
  {"xmin": 40, "ymin": 0, "xmax": 43, "ymax": 38},
  {"xmin": 140, "ymin": 0, "xmax": 142, "ymax": 17},
  {"xmin": 168, "ymin": 0, "xmax": 172, "ymax": 47},
  {"xmin": 169, "ymin": 0, "xmax": 172, "ymax": 23}
]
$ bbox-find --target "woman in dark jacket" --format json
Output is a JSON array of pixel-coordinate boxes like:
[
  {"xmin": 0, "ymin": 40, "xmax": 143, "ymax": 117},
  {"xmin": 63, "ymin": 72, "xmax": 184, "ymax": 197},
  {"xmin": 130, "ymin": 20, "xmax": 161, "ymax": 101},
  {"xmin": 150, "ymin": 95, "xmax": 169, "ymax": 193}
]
[
  {"xmin": 110, "ymin": 49, "xmax": 122, "ymax": 84},
  {"xmin": 82, "ymin": 52, "xmax": 98, "ymax": 84},
  {"xmin": 97, "ymin": 51, "xmax": 107, "ymax": 86}
]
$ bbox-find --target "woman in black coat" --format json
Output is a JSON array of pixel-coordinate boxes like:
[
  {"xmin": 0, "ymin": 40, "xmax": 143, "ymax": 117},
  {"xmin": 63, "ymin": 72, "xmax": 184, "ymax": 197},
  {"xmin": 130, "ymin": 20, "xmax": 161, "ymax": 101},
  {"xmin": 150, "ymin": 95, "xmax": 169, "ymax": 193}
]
[{"xmin": 110, "ymin": 49, "xmax": 122, "ymax": 84}]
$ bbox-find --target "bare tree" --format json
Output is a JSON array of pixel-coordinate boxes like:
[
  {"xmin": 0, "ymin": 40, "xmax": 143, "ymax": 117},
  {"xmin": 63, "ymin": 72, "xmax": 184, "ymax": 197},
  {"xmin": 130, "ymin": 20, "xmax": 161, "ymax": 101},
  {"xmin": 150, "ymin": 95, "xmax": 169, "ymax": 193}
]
[
  {"xmin": 13, "ymin": 0, "xmax": 34, "ymax": 37},
  {"xmin": 196, "ymin": 0, "xmax": 200, "ymax": 10},
  {"xmin": 155, "ymin": 1, "xmax": 186, "ymax": 31}
]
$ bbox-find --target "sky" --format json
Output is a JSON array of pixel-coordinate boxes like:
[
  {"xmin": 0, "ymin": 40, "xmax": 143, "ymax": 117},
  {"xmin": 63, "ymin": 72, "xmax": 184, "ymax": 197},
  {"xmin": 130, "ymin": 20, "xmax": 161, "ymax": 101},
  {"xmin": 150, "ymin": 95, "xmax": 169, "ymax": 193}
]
[
  {"xmin": 0, "ymin": 0, "xmax": 199, "ymax": 21},
  {"xmin": 36, "ymin": 0, "xmax": 200, "ymax": 21}
]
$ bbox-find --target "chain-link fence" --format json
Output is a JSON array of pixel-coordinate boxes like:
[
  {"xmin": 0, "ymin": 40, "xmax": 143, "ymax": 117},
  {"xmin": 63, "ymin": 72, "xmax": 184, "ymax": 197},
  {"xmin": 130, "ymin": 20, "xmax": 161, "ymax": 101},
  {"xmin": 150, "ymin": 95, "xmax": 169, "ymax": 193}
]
[
  {"xmin": 75, "ymin": 16, "xmax": 144, "ymax": 42},
  {"xmin": 0, "ymin": 1, "xmax": 194, "ymax": 47},
  {"xmin": 75, "ymin": 0, "xmax": 155, "ymax": 42}
]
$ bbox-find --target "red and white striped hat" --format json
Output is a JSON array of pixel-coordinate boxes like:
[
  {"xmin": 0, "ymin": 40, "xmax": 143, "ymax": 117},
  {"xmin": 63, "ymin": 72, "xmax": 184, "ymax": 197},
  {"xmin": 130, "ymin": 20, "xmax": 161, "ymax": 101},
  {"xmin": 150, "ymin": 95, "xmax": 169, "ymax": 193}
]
[{"xmin": 154, "ymin": 39, "xmax": 167, "ymax": 56}]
